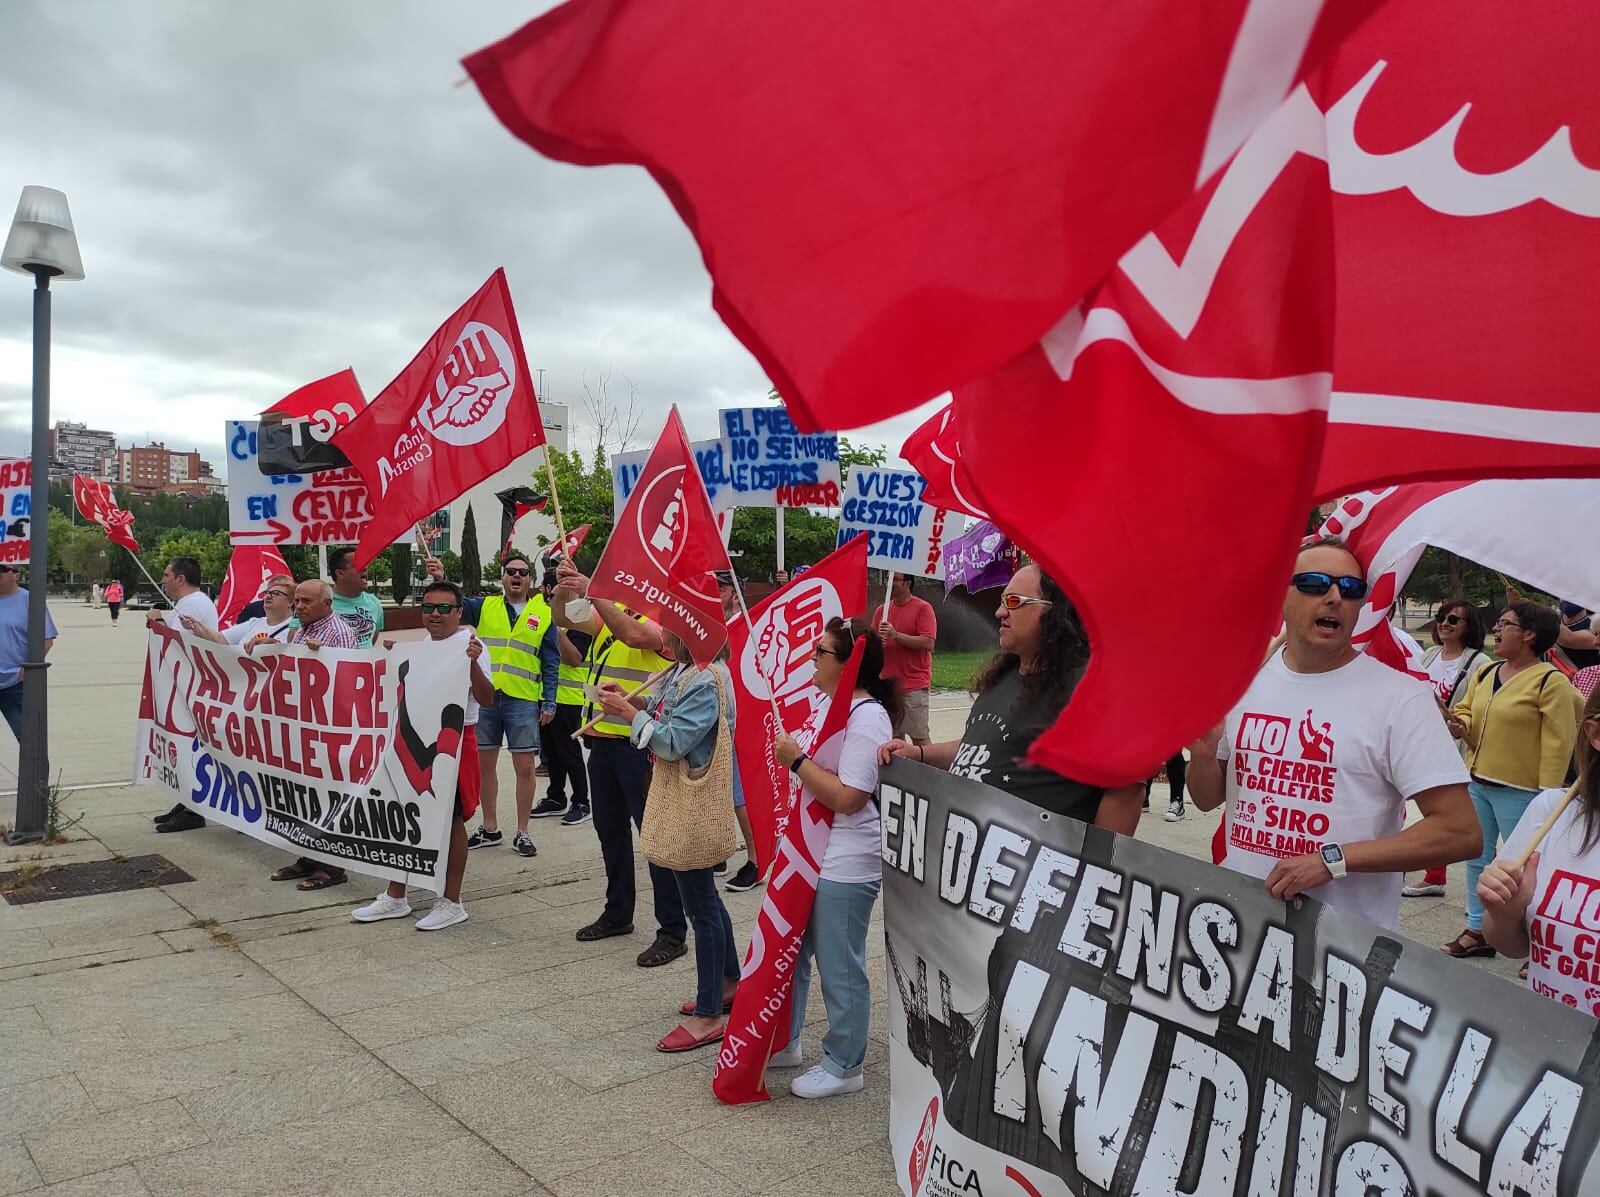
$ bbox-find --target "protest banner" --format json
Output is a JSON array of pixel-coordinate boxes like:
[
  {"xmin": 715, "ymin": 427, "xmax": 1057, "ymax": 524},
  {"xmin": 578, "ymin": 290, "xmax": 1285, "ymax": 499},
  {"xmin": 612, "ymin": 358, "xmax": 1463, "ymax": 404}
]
[
  {"xmin": 941, "ymin": 520, "xmax": 1018, "ymax": 594},
  {"xmin": 0, "ymin": 459, "xmax": 33, "ymax": 566},
  {"xmin": 226, "ymin": 420, "xmax": 376, "ymax": 545},
  {"xmin": 837, "ymin": 466, "xmax": 951, "ymax": 580},
  {"xmin": 611, "ymin": 438, "xmax": 735, "ymax": 515},
  {"xmin": 719, "ymin": 406, "xmax": 841, "ymax": 507},
  {"xmin": 133, "ymin": 625, "xmax": 469, "ymax": 890},
  {"xmin": 880, "ymin": 759, "xmax": 1600, "ymax": 1197}
]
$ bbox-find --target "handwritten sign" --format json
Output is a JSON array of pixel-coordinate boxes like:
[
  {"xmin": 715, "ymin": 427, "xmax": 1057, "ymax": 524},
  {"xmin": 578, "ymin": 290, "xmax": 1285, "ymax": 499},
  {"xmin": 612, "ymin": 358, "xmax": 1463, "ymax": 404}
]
[
  {"xmin": 610, "ymin": 439, "xmax": 735, "ymax": 517},
  {"xmin": 227, "ymin": 421, "xmax": 375, "ymax": 545},
  {"xmin": 719, "ymin": 408, "xmax": 841, "ymax": 507},
  {"xmin": 836, "ymin": 466, "xmax": 950, "ymax": 578},
  {"xmin": 0, "ymin": 459, "xmax": 32, "ymax": 565}
]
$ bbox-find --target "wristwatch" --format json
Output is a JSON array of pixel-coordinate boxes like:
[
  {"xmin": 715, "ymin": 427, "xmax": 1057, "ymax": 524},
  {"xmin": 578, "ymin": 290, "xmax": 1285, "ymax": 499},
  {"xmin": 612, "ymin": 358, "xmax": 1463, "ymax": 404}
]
[
  {"xmin": 789, "ymin": 753, "xmax": 809, "ymax": 775},
  {"xmin": 1319, "ymin": 842, "xmax": 1347, "ymax": 879}
]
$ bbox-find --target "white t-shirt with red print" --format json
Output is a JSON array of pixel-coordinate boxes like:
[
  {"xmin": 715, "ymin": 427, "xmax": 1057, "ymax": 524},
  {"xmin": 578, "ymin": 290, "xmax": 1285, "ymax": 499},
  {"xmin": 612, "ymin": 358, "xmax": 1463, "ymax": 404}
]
[
  {"xmin": 1216, "ymin": 650, "xmax": 1469, "ymax": 928},
  {"xmin": 1503, "ymin": 787, "xmax": 1600, "ymax": 1019}
]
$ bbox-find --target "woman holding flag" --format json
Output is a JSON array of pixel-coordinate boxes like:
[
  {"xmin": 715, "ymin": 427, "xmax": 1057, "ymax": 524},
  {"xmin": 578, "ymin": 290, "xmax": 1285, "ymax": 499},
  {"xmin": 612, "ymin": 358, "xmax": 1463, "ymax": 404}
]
[{"xmin": 770, "ymin": 619, "xmax": 899, "ymax": 1099}]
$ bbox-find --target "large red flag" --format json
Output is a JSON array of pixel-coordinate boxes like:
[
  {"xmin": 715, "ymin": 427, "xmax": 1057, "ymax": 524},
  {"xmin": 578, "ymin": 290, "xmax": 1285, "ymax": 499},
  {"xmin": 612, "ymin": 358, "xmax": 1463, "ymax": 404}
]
[
  {"xmin": 72, "ymin": 475, "xmax": 141, "ymax": 553},
  {"xmin": 331, "ymin": 269, "xmax": 545, "ymax": 568},
  {"xmin": 464, "ymin": 0, "xmax": 1379, "ymax": 432},
  {"xmin": 1311, "ymin": 1, "xmax": 1600, "ymax": 497},
  {"xmin": 727, "ymin": 533, "xmax": 869, "ymax": 872},
  {"xmin": 215, "ymin": 544, "xmax": 292, "ymax": 630},
  {"xmin": 899, "ymin": 404, "xmax": 986, "ymax": 520},
  {"xmin": 714, "ymin": 635, "xmax": 865, "ymax": 1105},
  {"xmin": 956, "ymin": 90, "xmax": 1336, "ymax": 786},
  {"xmin": 589, "ymin": 407, "xmax": 732, "ymax": 667}
]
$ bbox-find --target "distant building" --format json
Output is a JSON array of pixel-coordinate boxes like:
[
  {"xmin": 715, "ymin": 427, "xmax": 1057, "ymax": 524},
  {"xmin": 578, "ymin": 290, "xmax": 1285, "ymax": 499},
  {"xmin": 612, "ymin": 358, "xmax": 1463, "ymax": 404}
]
[
  {"xmin": 48, "ymin": 421, "xmax": 116, "ymax": 480},
  {"xmin": 445, "ymin": 401, "xmax": 570, "ymax": 572},
  {"xmin": 110, "ymin": 442, "xmax": 222, "ymax": 497}
]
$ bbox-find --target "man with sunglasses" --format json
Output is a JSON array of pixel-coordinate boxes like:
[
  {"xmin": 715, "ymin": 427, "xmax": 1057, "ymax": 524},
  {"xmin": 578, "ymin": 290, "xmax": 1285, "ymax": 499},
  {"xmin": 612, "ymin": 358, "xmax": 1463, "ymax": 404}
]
[
  {"xmin": 0, "ymin": 563, "xmax": 55, "ymax": 741},
  {"xmin": 1188, "ymin": 539, "xmax": 1478, "ymax": 929},
  {"xmin": 425, "ymin": 550, "xmax": 559, "ymax": 857}
]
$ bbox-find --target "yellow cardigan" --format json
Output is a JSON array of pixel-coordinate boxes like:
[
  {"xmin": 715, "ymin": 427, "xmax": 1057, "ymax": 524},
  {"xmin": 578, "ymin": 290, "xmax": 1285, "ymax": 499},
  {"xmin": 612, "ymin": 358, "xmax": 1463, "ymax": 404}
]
[{"xmin": 1452, "ymin": 661, "xmax": 1584, "ymax": 791}]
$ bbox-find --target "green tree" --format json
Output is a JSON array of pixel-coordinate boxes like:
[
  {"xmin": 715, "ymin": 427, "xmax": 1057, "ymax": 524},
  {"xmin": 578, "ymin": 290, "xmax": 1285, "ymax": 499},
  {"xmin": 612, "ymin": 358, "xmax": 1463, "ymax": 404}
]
[
  {"xmin": 439, "ymin": 549, "xmax": 463, "ymax": 584},
  {"xmin": 460, "ymin": 505, "xmax": 482, "ymax": 597},
  {"xmin": 543, "ymin": 445, "xmax": 615, "ymax": 567},
  {"xmin": 60, "ymin": 526, "xmax": 111, "ymax": 583},
  {"xmin": 389, "ymin": 545, "xmax": 413, "ymax": 605}
]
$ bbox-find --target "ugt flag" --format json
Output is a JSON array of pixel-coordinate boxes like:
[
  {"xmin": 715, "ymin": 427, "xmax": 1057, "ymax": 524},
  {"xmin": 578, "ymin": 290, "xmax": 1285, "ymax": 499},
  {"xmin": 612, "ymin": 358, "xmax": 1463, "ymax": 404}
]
[
  {"xmin": 589, "ymin": 407, "xmax": 731, "ymax": 668},
  {"xmin": 900, "ymin": 402, "xmax": 987, "ymax": 520},
  {"xmin": 728, "ymin": 533, "xmax": 868, "ymax": 872},
  {"xmin": 73, "ymin": 474, "xmax": 141, "ymax": 553},
  {"xmin": 216, "ymin": 544, "xmax": 292, "ymax": 630},
  {"xmin": 333, "ymin": 269, "xmax": 545, "ymax": 569}
]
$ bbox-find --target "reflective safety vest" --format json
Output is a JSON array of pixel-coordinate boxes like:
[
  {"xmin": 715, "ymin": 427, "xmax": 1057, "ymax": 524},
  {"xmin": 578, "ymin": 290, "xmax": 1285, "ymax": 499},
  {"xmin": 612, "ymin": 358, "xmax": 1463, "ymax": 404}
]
[
  {"xmin": 477, "ymin": 594, "xmax": 551, "ymax": 702},
  {"xmin": 531, "ymin": 594, "xmax": 588, "ymax": 706},
  {"xmin": 583, "ymin": 606, "xmax": 670, "ymax": 737}
]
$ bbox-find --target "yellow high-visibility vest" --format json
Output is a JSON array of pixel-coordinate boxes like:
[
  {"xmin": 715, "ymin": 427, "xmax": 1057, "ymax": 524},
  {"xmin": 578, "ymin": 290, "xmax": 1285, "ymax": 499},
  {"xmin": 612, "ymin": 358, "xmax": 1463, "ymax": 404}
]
[
  {"xmin": 477, "ymin": 594, "xmax": 551, "ymax": 702},
  {"xmin": 583, "ymin": 605, "xmax": 669, "ymax": 737},
  {"xmin": 529, "ymin": 594, "xmax": 587, "ymax": 705}
]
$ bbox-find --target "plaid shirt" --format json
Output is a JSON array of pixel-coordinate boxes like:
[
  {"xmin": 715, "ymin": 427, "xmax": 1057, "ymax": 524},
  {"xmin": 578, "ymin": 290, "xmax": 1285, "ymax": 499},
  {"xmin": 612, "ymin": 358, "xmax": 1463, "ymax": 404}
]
[{"xmin": 291, "ymin": 610, "xmax": 358, "ymax": 650}]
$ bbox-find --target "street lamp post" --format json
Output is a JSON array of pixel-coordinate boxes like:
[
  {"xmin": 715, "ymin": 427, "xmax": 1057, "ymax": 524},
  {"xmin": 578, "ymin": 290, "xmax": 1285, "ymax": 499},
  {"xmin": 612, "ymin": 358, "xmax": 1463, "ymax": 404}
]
[{"xmin": 3, "ymin": 187, "xmax": 83, "ymax": 845}]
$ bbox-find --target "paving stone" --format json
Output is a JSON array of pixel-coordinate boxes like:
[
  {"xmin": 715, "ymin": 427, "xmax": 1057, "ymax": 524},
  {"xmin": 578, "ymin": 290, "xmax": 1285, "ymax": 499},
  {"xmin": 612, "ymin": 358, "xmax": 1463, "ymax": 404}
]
[
  {"xmin": 0, "ymin": 1136, "xmax": 41, "ymax": 1197},
  {"xmin": 546, "ymin": 1143, "xmax": 745, "ymax": 1197},
  {"xmin": 0, "ymin": 1074, "xmax": 97, "ymax": 1128},
  {"xmin": 22, "ymin": 1098, "xmax": 208, "ymax": 1184},
  {"xmin": 14, "ymin": 1164, "xmax": 151, "ymax": 1196},
  {"xmin": 376, "ymin": 1009, "xmax": 573, "ymax": 1087},
  {"xmin": 176, "ymin": 1054, "xmax": 407, "ymax": 1138}
]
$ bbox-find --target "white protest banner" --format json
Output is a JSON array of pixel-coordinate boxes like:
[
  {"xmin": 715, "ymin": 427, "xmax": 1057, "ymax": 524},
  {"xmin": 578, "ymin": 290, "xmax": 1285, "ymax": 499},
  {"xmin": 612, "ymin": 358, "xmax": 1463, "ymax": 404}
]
[
  {"xmin": 881, "ymin": 759, "xmax": 1600, "ymax": 1197},
  {"xmin": 836, "ymin": 466, "xmax": 951, "ymax": 578},
  {"xmin": 226, "ymin": 420, "xmax": 376, "ymax": 545},
  {"xmin": 611, "ymin": 438, "xmax": 735, "ymax": 515},
  {"xmin": 719, "ymin": 406, "xmax": 841, "ymax": 507},
  {"xmin": 0, "ymin": 459, "xmax": 34, "ymax": 566},
  {"xmin": 133, "ymin": 625, "xmax": 469, "ymax": 890}
]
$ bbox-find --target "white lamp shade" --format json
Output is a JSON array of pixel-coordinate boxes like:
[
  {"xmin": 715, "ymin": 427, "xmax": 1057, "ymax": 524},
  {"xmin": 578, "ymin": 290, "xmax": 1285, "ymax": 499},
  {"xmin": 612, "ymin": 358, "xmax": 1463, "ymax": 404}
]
[{"xmin": 2, "ymin": 186, "xmax": 84, "ymax": 281}]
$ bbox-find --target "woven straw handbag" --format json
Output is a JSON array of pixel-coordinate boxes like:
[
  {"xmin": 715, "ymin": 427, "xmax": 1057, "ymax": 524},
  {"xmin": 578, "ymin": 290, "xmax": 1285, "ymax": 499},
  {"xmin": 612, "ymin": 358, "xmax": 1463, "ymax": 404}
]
[{"xmin": 640, "ymin": 667, "xmax": 740, "ymax": 872}]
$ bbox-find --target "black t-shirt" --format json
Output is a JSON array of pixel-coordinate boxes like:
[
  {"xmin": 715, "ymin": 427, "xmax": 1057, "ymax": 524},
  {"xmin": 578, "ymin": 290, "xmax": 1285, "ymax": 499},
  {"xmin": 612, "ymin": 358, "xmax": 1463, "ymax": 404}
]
[{"xmin": 950, "ymin": 663, "xmax": 1103, "ymax": 821}]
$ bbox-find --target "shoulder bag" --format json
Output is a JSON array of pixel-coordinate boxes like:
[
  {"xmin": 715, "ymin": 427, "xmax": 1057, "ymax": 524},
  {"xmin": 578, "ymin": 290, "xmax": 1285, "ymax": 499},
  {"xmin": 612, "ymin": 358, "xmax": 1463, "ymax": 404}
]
[{"xmin": 640, "ymin": 667, "xmax": 739, "ymax": 872}]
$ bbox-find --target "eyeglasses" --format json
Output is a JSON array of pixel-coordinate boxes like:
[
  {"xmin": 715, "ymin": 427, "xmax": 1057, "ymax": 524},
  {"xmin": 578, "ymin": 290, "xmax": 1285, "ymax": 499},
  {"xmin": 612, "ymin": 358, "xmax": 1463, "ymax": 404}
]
[
  {"xmin": 1493, "ymin": 620, "xmax": 1524, "ymax": 632},
  {"xmin": 1439, "ymin": 614, "xmax": 1465, "ymax": 627},
  {"xmin": 420, "ymin": 602, "xmax": 458, "ymax": 615},
  {"xmin": 1291, "ymin": 572, "xmax": 1368, "ymax": 601},
  {"xmin": 502, "ymin": 567, "xmax": 530, "ymax": 577},
  {"xmin": 813, "ymin": 646, "xmax": 845, "ymax": 660},
  {"xmin": 999, "ymin": 593, "xmax": 1053, "ymax": 611},
  {"xmin": 263, "ymin": 588, "xmax": 293, "ymax": 600}
]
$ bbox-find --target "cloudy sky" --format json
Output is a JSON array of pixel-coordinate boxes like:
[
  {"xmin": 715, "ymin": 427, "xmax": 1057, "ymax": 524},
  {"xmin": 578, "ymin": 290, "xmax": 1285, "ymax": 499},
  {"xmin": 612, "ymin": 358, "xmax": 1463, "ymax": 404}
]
[{"xmin": 0, "ymin": 1, "xmax": 940, "ymax": 480}]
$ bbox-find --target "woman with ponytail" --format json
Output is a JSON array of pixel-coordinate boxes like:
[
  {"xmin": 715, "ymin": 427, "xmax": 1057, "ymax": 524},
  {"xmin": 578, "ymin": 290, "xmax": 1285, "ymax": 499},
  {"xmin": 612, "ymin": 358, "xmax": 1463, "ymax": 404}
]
[
  {"xmin": 771, "ymin": 619, "xmax": 901, "ymax": 1099},
  {"xmin": 1479, "ymin": 685, "xmax": 1600, "ymax": 1015}
]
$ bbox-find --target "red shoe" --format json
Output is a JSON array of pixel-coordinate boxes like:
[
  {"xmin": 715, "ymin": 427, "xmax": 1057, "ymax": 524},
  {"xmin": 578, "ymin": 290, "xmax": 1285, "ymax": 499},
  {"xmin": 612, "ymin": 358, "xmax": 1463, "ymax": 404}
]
[{"xmin": 657, "ymin": 1022, "xmax": 725, "ymax": 1053}]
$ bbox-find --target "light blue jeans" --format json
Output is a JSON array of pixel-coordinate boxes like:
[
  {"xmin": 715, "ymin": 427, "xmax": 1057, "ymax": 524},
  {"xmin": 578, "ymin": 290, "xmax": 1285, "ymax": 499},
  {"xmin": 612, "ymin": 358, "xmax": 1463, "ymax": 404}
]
[
  {"xmin": 786, "ymin": 878, "xmax": 880, "ymax": 1078},
  {"xmin": 1465, "ymin": 778, "xmax": 1539, "ymax": 931}
]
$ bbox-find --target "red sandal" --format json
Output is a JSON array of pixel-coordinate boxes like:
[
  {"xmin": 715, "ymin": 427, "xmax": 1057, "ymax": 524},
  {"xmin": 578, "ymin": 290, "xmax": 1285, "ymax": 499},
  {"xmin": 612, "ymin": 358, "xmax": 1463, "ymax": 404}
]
[{"xmin": 656, "ymin": 1022, "xmax": 725, "ymax": 1053}]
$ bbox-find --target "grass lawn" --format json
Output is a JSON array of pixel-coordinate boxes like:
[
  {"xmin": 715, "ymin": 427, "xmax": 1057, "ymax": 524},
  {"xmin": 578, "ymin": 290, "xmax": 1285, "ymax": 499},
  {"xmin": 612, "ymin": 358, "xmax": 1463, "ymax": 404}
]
[{"xmin": 931, "ymin": 650, "xmax": 989, "ymax": 693}]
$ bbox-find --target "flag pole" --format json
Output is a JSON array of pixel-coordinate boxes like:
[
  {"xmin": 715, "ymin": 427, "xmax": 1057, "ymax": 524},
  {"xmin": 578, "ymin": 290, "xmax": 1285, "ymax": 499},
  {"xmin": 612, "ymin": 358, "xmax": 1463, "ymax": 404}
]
[
  {"xmin": 879, "ymin": 569, "xmax": 895, "ymax": 630},
  {"xmin": 569, "ymin": 666, "xmax": 674, "ymax": 739},
  {"xmin": 131, "ymin": 554, "xmax": 173, "ymax": 608},
  {"xmin": 1507, "ymin": 779, "xmax": 1581, "ymax": 869},
  {"xmin": 541, "ymin": 445, "xmax": 573, "ymax": 563}
]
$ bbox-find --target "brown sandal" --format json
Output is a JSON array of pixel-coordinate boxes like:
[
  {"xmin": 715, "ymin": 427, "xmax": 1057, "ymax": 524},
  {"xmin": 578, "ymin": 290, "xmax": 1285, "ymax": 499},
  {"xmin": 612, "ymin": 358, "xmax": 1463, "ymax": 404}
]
[
  {"xmin": 270, "ymin": 859, "xmax": 317, "ymax": 882},
  {"xmin": 296, "ymin": 868, "xmax": 348, "ymax": 891},
  {"xmin": 1441, "ymin": 929, "xmax": 1496, "ymax": 959}
]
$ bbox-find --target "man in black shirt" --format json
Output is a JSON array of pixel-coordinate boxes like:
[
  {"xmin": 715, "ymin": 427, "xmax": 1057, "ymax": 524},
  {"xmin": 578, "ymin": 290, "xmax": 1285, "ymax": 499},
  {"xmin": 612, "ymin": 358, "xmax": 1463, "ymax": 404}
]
[{"xmin": 880, "ymin": 563, "xmax": 1142, "ymax": 832}]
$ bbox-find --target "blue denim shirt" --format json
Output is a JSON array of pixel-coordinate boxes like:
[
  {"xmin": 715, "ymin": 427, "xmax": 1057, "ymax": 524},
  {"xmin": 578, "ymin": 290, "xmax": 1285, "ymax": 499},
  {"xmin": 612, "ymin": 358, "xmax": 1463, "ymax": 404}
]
[{"xmin": 630, "ymin": 662, "xmax": 733, "ymax": 771}]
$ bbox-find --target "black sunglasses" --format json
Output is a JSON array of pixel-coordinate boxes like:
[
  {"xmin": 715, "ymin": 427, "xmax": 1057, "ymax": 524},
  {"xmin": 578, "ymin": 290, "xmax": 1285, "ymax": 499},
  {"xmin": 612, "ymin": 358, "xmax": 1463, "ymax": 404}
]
[
  {"xmin": 420, "ymin": 601, "xmax": 458, "ymax": 615},
  {"xmin": 1439, "ymin": 614, "xmax": 1465, "ymax": 627},
  {"xmin": 502, "ymin": 567, "xmax": 530, "ymax": 577},
  {"xmin": 1291, "ymin": 572, "xmax": 1368, "ymax": 601}
]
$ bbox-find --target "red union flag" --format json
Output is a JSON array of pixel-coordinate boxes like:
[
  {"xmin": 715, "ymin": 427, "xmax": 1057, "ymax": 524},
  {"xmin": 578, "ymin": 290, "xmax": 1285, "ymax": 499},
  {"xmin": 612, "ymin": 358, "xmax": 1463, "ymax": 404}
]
[
  {"xmin": 73, "ymin": 474, "xmax": 141, "ymax": 553},
  {"xmin": 728, "ymin": 533, "xmax": 868, "ymax": 872},
  {"xmin": 589, "ymin": 407, "xmax": 732, "ymax": 667},
  {"xmin": 714, "ymin": 635, "xmax": 864, "ymax": 1105},
  {"xmin": 216, "ymin": 544, "xmax": 292, "ymax": 630},
  {"xmin": 541, "ymin": 522, "xmax": 590, "ymax": 563},
  {"xmin": 464, "ymin": 0, "xmax": 1381, "ymax": 432},
  {"xmin": 956, "ymin": 87, "xmax": 1336, "ymax": 786},
  {"xmin": 900, "ymin": 404, "xmax": 986, "ymax": 520},
  {"xmin": 332, "ymin": 269, "xmax": 545, "ymax": 568}
]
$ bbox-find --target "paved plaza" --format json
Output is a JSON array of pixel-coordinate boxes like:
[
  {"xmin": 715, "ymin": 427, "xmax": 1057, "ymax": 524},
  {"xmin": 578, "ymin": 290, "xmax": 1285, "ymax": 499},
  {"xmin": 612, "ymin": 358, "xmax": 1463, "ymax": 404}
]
[{"xmin": 0, "ymin": 605, "xmax": 1525, "ymax": 1195}]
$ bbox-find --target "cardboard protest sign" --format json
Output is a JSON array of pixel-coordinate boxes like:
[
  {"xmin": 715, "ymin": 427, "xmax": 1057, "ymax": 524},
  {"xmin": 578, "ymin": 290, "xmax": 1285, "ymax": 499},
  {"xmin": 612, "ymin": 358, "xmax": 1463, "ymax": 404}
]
[
  {"xmin": 0, "ymin": 459, "xmax": 34, "ymax": 565},
  {"xmin": 719, "ymin": 406, "xmax": 841, "ymax": 507},
  {"xmin": 226, "ymin": 420, "xmax": 376, "ymax": 545},
  {"xmin": 837, "ymin": 466, "xmax": 951, "ymax": 579},
  {"xmin": 611, "ymin": 438, "xmax": 735, "ymax": 516}
]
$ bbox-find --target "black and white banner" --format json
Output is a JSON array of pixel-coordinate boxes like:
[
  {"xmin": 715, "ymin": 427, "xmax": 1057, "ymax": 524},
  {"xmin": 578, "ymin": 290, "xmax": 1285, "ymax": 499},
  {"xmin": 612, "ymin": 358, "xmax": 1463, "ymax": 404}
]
[{"xmin": 879, "ymin": 760, "xmax": 1600, "ymax": 1197}]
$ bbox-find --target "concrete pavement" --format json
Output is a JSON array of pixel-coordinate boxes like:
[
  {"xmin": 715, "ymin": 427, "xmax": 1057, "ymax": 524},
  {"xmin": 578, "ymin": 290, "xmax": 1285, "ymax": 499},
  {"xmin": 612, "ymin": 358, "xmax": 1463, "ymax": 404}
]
[{"xmin": 0, "ymin": 606, "xmax": 1524, "ymax": 1195}]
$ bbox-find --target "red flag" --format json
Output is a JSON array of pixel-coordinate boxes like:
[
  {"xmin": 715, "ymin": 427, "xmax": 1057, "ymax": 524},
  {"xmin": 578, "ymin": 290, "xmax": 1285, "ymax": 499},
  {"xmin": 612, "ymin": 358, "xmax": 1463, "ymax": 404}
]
[
  {"xmin": 72, "ymin": 474, "xmax": 141, "ymax": 553},
  {"xmin": 1311, "ymin": 1, "xmax": 1600, "ymax": 497},
  {"xmin": 541, "ymin": 522, "xmax": 591, "ymax": 562},
  {"xmin": 727, "ymin": 533, "xmax": 869, "ymax": 871},
  {"xmin": 331, "ymin": 269, "xmax": 545, "ymax": 568},
  {"xmin": 957, "ymin": 91, "xmax": 1336, "ymax": 786},
  {"xmin": 714, "ymin": 634, "xmax": 865, "ymax": 1105},
  {"xmin": 216, "ymin": 544, "xmax": 292, "ymax": 630},
  {"xmin": 464, "ymin": 1, "xmax": 1380, "ymax": 432},
  {"xmin": 264, "ymin": 368, "xmax": 365, "ymax": 423},
  {"xmin": 900, "ymin": 404, "xmax": 986, "ymax": 520},
  {"xmin": 590, "ymin": 407, "xmax": 732, "ymax": 667}
]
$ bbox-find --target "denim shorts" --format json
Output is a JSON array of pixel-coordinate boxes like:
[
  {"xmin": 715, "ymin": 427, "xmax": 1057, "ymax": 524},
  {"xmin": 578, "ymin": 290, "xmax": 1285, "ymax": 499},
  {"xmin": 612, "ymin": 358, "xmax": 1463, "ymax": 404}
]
[{"xmin": 475, "ymin": 695, "xmax": 541, "ymax": 754}]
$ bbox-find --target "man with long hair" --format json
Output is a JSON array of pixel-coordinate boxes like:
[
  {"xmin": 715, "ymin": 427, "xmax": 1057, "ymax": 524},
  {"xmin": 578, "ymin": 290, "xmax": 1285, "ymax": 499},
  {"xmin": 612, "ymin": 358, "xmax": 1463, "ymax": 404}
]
[
  {"xmin": 1189, "ymin": 539, "xmax": 1480, "ymax": 928},
  {"xmin": 880, "ymin": 563, "xmax": 1143, "ymax": 832}
]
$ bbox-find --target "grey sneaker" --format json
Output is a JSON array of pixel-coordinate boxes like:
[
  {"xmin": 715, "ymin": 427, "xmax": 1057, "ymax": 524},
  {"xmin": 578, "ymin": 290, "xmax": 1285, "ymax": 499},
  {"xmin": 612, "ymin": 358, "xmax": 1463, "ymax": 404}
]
[{"xmin": 512, "ymin": 830, "xmax": 538, "ymax": 858}]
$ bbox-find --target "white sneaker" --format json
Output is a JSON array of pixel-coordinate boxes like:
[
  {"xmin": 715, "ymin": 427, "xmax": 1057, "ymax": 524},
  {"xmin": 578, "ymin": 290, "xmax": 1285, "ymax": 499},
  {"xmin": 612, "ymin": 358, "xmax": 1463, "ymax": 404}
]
[
  {"xmin": 415, "ymin": 898, "xmax": 469, "ymax": 932},
  {"xmin": 352, "ymin": 893, "xmax": 411, "ymax": 923},
  {"xmin": 769, "ymin": 1041, "xmax": 803, "ymax": 1068},
  {"xmin": 1164, "ymin": 801, "xmax": 1185, "ymax": 822},
  {"xmin": 1402, "ymin": 882, "xmax": 1447, "ymax": 898},
  {"xmin": 790, "ymin": 1064, "xmax": 864, "ymax": 1099}
]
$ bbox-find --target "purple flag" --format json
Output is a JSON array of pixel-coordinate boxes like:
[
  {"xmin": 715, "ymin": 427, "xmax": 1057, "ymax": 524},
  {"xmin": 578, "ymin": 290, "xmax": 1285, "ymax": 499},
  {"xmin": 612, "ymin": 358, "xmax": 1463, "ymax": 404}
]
[{"xmin": 942, "ymin": 520, "xmax": 1019, "ymax": 594}]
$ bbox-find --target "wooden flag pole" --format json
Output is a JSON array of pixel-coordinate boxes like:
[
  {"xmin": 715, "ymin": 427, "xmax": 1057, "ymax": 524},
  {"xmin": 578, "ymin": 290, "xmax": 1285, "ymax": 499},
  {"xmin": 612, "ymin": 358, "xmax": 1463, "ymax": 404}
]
[
  {"xmin": 1508, "ymin": 779, "xmax": 1581, "ymax": 869},
  {"xmin": 132, "ymin": 556, "xmax": 174, "ymax": 609},
  {"xmin": 541, "ymin": 446, "xmax": 573, "ymax": 564},
  {"xmin": 569, "ymin": 666, "xmax": 674, "ymax": 739}
]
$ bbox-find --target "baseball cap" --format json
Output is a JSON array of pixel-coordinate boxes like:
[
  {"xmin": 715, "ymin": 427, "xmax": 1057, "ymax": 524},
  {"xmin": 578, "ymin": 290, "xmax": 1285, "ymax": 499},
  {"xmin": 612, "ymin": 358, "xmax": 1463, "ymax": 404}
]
[
  {"xmin": 714, "ymin": 570, "xmax": 738, "ymax": 586},
  {"xmin": 1560, "ymin": 601, "xmax": 1591, "ymax": 620}
]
